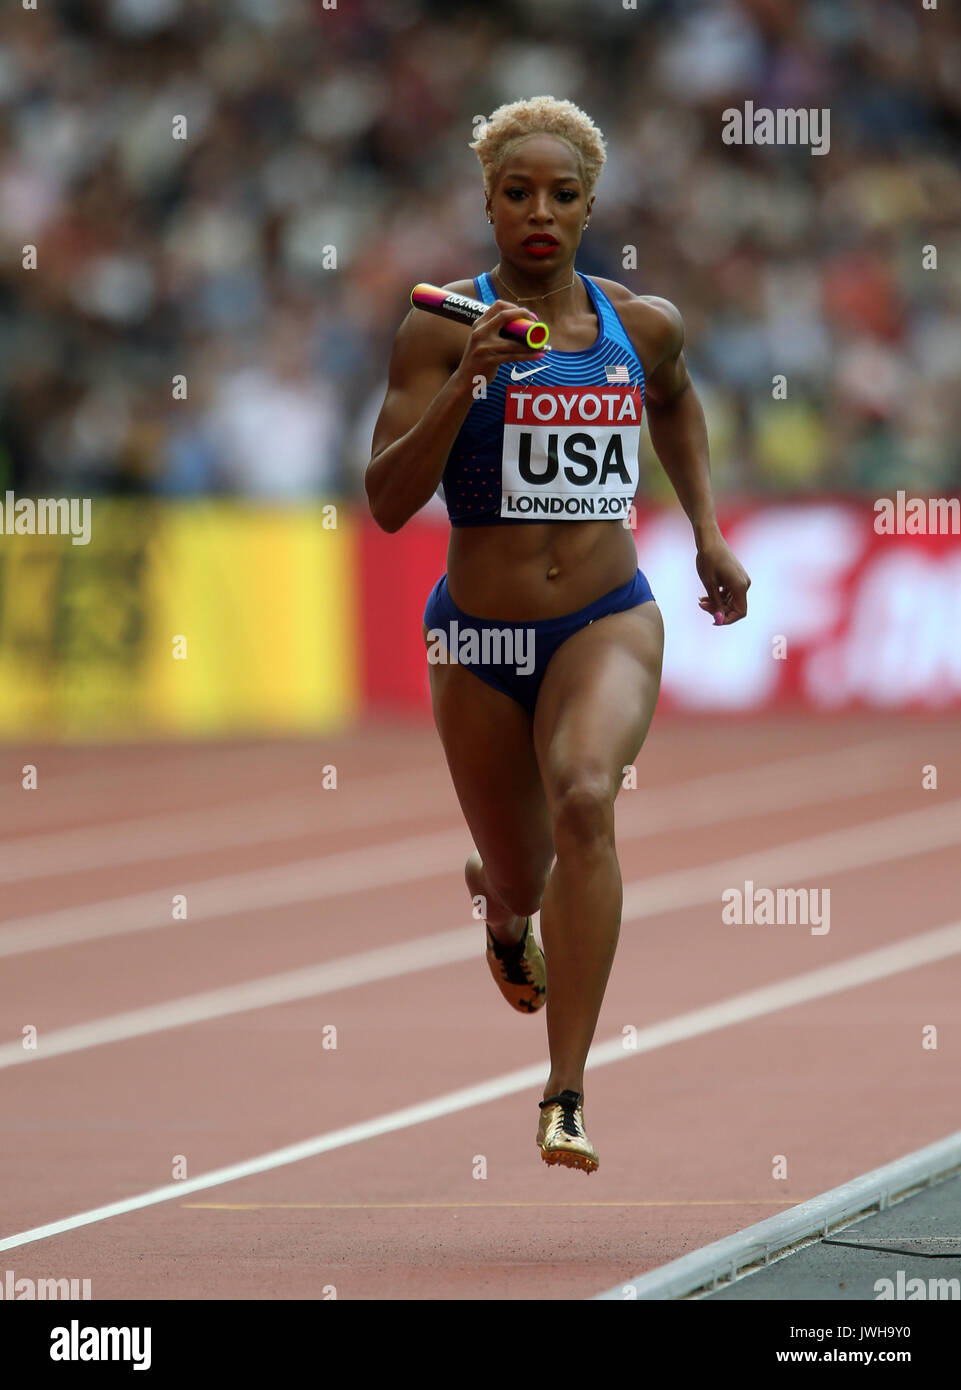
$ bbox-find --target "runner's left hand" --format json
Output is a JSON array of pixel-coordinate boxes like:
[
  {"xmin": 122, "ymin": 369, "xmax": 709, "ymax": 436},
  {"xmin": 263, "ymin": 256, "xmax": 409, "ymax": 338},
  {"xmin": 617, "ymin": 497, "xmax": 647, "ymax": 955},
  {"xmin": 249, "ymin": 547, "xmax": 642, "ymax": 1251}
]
[{"xmin": 696, "ymin": 536, "xmax": 751, "ymax": 625}]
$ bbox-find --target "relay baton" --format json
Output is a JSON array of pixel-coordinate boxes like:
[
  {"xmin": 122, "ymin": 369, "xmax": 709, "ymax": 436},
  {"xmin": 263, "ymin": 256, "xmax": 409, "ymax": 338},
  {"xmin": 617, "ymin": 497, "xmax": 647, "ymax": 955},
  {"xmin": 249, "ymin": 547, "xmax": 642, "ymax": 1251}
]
[{"xmin": 410, "ymin": 283, "xmax": 550, "ymax": 350}]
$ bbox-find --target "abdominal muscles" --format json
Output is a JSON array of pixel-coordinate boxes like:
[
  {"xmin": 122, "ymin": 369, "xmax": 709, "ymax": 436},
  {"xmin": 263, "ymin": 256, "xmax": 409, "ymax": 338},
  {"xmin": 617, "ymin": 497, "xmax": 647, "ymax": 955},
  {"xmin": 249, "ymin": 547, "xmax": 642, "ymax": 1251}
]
[{"xmin": 446, "ymin": 519, "xmax": 639, "ymax": 620}]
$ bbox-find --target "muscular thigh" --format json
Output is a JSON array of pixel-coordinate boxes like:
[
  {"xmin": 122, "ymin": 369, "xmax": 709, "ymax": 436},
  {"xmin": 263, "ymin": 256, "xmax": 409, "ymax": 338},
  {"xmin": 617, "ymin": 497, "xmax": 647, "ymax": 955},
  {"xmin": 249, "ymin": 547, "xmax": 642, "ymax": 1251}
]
[
  {"xmin": 424, "ymin": 625, "xmax": 555, "ymax": 904},
  {"xmin": 532, "ymin": 602, "xmax": 664, "ymax": 810}
]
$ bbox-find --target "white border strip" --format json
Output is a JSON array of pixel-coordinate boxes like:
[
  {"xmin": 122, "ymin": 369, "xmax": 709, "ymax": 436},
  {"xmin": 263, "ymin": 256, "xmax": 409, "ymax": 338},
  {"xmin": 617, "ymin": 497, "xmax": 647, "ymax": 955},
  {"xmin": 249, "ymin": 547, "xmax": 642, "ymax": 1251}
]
[{"xmin": 595, "ymin": 1133, "xmax": 961, "ymax": 1300}]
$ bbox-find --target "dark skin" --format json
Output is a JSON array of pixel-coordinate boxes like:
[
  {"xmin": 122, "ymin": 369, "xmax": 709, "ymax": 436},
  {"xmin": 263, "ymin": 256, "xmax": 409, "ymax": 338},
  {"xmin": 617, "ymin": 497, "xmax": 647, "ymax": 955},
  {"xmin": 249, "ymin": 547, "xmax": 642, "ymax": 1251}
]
[{"xmin": 367, "ymin": 134, "xmax": 750, "ymax": 1105}]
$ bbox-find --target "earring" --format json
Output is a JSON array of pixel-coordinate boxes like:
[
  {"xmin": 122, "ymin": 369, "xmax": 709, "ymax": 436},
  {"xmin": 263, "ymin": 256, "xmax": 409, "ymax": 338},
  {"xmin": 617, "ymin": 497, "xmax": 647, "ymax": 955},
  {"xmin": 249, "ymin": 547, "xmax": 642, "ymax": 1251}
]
[{"xmin": 583, "ymin": 222, "xmax": 590, "ymax": 230}]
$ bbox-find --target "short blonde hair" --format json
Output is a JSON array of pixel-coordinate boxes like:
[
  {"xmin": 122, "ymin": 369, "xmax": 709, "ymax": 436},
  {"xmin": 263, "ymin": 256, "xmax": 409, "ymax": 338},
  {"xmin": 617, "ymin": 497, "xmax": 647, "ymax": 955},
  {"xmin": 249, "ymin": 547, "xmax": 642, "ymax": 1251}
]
[{"xmin": 469, "ymin": 96, "xmax": 607, "ymax": 201}]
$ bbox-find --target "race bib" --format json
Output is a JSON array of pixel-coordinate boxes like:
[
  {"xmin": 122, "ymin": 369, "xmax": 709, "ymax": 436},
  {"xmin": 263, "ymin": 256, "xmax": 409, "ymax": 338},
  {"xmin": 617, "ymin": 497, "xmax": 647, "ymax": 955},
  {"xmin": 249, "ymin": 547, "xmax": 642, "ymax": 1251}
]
[{"xmin": 501, "ymin": 385, "xmax": 641, "ymax": 520}]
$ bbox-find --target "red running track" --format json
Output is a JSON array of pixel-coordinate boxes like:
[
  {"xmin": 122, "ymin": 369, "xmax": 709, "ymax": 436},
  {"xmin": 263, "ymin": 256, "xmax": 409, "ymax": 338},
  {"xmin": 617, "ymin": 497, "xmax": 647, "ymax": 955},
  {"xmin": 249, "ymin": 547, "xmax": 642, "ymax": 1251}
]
[{"xmin": 1, "ymin": 714, "xmax": 959, "ymax": 1300}]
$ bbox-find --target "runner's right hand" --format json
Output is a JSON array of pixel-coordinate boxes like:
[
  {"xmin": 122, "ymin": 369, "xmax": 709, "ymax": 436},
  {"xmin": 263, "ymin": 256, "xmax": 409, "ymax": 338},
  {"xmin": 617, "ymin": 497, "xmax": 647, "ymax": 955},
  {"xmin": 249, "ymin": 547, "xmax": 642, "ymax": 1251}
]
[{"xmin": 457, "ymin": 300, "xmax": 549, "ymax": 385}]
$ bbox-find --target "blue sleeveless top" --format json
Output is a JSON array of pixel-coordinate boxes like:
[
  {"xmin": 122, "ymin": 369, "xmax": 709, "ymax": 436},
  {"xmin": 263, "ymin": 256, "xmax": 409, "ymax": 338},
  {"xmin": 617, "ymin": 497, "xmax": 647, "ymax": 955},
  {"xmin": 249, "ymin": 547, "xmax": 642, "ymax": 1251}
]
[{"xmin": 441, "ymin": 271, "xmax": 645, "ymax": 526}]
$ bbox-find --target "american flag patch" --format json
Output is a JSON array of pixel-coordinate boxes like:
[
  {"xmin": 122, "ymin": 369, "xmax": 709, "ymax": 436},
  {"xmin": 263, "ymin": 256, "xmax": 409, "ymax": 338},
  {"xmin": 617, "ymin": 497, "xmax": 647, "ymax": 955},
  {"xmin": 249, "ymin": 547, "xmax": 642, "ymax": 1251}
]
[{"xmin": 605, "ymin": 364, "xmax": 630, "ymax": 384}]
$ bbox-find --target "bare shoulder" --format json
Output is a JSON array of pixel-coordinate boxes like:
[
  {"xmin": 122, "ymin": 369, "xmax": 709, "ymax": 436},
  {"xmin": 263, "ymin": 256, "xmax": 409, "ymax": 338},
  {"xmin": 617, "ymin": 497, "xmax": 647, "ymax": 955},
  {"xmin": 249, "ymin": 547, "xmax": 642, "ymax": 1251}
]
[
  {"xmin": 390, "ymin": 276, "xmax": 479, "ymax": 372},
  {"xmin": 589, "ymin": 276, "xmax": 685, "ymax": 360},
  {"xmin": 440, "ymin": 278, "xmax": 480, "ymax": 298}
]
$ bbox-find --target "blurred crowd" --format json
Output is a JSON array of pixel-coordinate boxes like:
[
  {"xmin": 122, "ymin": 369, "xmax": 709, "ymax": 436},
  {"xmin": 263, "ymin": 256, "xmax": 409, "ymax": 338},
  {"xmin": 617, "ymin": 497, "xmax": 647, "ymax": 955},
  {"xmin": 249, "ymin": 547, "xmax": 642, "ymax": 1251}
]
[{"xmin": 1, "ymin": 0, "xmax": 960, "ymax": 503}]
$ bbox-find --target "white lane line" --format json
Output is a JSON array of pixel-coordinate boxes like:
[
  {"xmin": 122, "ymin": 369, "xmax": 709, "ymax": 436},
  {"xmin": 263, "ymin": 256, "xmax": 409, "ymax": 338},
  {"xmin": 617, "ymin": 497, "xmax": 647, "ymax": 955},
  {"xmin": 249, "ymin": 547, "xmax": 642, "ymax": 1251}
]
[
  {"xmin": 0, "ymin": 743, "xmax": 290, "ymax": 827},
  {"xmin": 3, "ymin": 917, "xmax": 960, "ymax": 1254},
  {"xmin": 2, "ymin": 800, "xmax": 959, "ymax": 1067},
  {"xmin": 0, "ymin": 765, "xmax": 455, "ymax": 883},
  {"xmin": 0, "ymin": 826, "xmax": 472, "ymax": 960},
  {"xmin": 0, "ymin": 926, "xmax": 476, "ymax": 1069},
  {"xmin": 619, "ymin": 796, "xmax": 961, "ymax": 921},
  {"xmin": 614, "ymin": 738, "xmax": 904, "ymax": 841},
  {"xmin": 1, "ymin": 763, "xmax": 953, "ymax": 962},
  {"xmin": 0, "ymin": 736, "xmax": 904, "ymax": 883}
]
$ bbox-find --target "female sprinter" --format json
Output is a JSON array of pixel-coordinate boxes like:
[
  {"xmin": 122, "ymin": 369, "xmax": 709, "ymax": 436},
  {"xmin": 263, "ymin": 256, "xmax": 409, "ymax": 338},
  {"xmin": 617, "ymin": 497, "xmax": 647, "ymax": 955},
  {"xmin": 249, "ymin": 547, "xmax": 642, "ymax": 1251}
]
[{"xmin": 366, "ymin": 97, "xmax": 750, "ymax": 1173}]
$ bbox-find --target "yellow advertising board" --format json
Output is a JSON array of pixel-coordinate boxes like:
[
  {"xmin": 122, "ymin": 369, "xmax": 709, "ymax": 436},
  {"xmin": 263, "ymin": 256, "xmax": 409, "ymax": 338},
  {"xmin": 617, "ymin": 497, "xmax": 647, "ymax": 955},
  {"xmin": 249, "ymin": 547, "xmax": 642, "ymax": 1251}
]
[{"xmin": 0, "ymin": 501, "xmax": 358, "ymax": 739}]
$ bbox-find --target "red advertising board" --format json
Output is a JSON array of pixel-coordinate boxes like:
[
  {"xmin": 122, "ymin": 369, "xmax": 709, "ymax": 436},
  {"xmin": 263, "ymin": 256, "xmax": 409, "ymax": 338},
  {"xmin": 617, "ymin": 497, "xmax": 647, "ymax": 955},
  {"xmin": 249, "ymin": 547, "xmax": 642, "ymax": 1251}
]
[
  {"xmin": 359, "ymin": 512, "xmax": 448, "ymax": 714},
  {"xmin": 360, "ymin": 502, "xmax": 961, "ymax": 714}
]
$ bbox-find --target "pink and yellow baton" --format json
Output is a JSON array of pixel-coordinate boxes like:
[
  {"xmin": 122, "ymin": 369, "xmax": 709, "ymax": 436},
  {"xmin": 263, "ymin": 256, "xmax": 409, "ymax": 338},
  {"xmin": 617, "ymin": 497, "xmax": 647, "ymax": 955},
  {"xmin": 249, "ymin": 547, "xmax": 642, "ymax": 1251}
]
[{"xmin": 410, "ymin": 283, "xmax": 550, "ymax": 351}]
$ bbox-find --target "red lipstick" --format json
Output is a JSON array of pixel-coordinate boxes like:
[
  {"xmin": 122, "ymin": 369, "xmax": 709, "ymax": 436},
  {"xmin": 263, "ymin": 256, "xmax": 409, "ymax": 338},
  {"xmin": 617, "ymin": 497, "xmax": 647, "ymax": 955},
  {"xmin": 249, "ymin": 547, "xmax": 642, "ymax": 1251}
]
[{"xmin": 523, "ymin": 234, "xmax": 559, "ymax": 258}]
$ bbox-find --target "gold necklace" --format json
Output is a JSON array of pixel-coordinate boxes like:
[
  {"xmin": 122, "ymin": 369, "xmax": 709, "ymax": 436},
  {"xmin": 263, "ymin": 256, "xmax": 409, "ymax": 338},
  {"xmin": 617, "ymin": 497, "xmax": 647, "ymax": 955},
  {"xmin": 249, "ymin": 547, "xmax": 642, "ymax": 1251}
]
[{"xmin": 492, "ymin": 267, "xmax": 576, "ymax": 303}]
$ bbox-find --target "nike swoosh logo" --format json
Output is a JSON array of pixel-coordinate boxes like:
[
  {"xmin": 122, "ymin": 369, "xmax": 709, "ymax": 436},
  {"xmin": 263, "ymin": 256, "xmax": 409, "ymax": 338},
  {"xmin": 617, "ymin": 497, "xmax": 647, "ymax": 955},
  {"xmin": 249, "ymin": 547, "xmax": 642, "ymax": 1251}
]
[{"xmin": 510, "ymin": 362, "xmax": 551, "ymax": 381}]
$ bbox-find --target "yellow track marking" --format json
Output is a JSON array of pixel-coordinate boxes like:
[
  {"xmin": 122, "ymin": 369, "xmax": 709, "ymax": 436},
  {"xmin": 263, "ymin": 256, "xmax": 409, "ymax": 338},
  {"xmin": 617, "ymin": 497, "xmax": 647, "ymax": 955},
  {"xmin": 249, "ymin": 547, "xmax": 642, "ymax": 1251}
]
[{"xmin": 183, "ymin": 1199, "xmax": 807, "ymax": 1210}]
